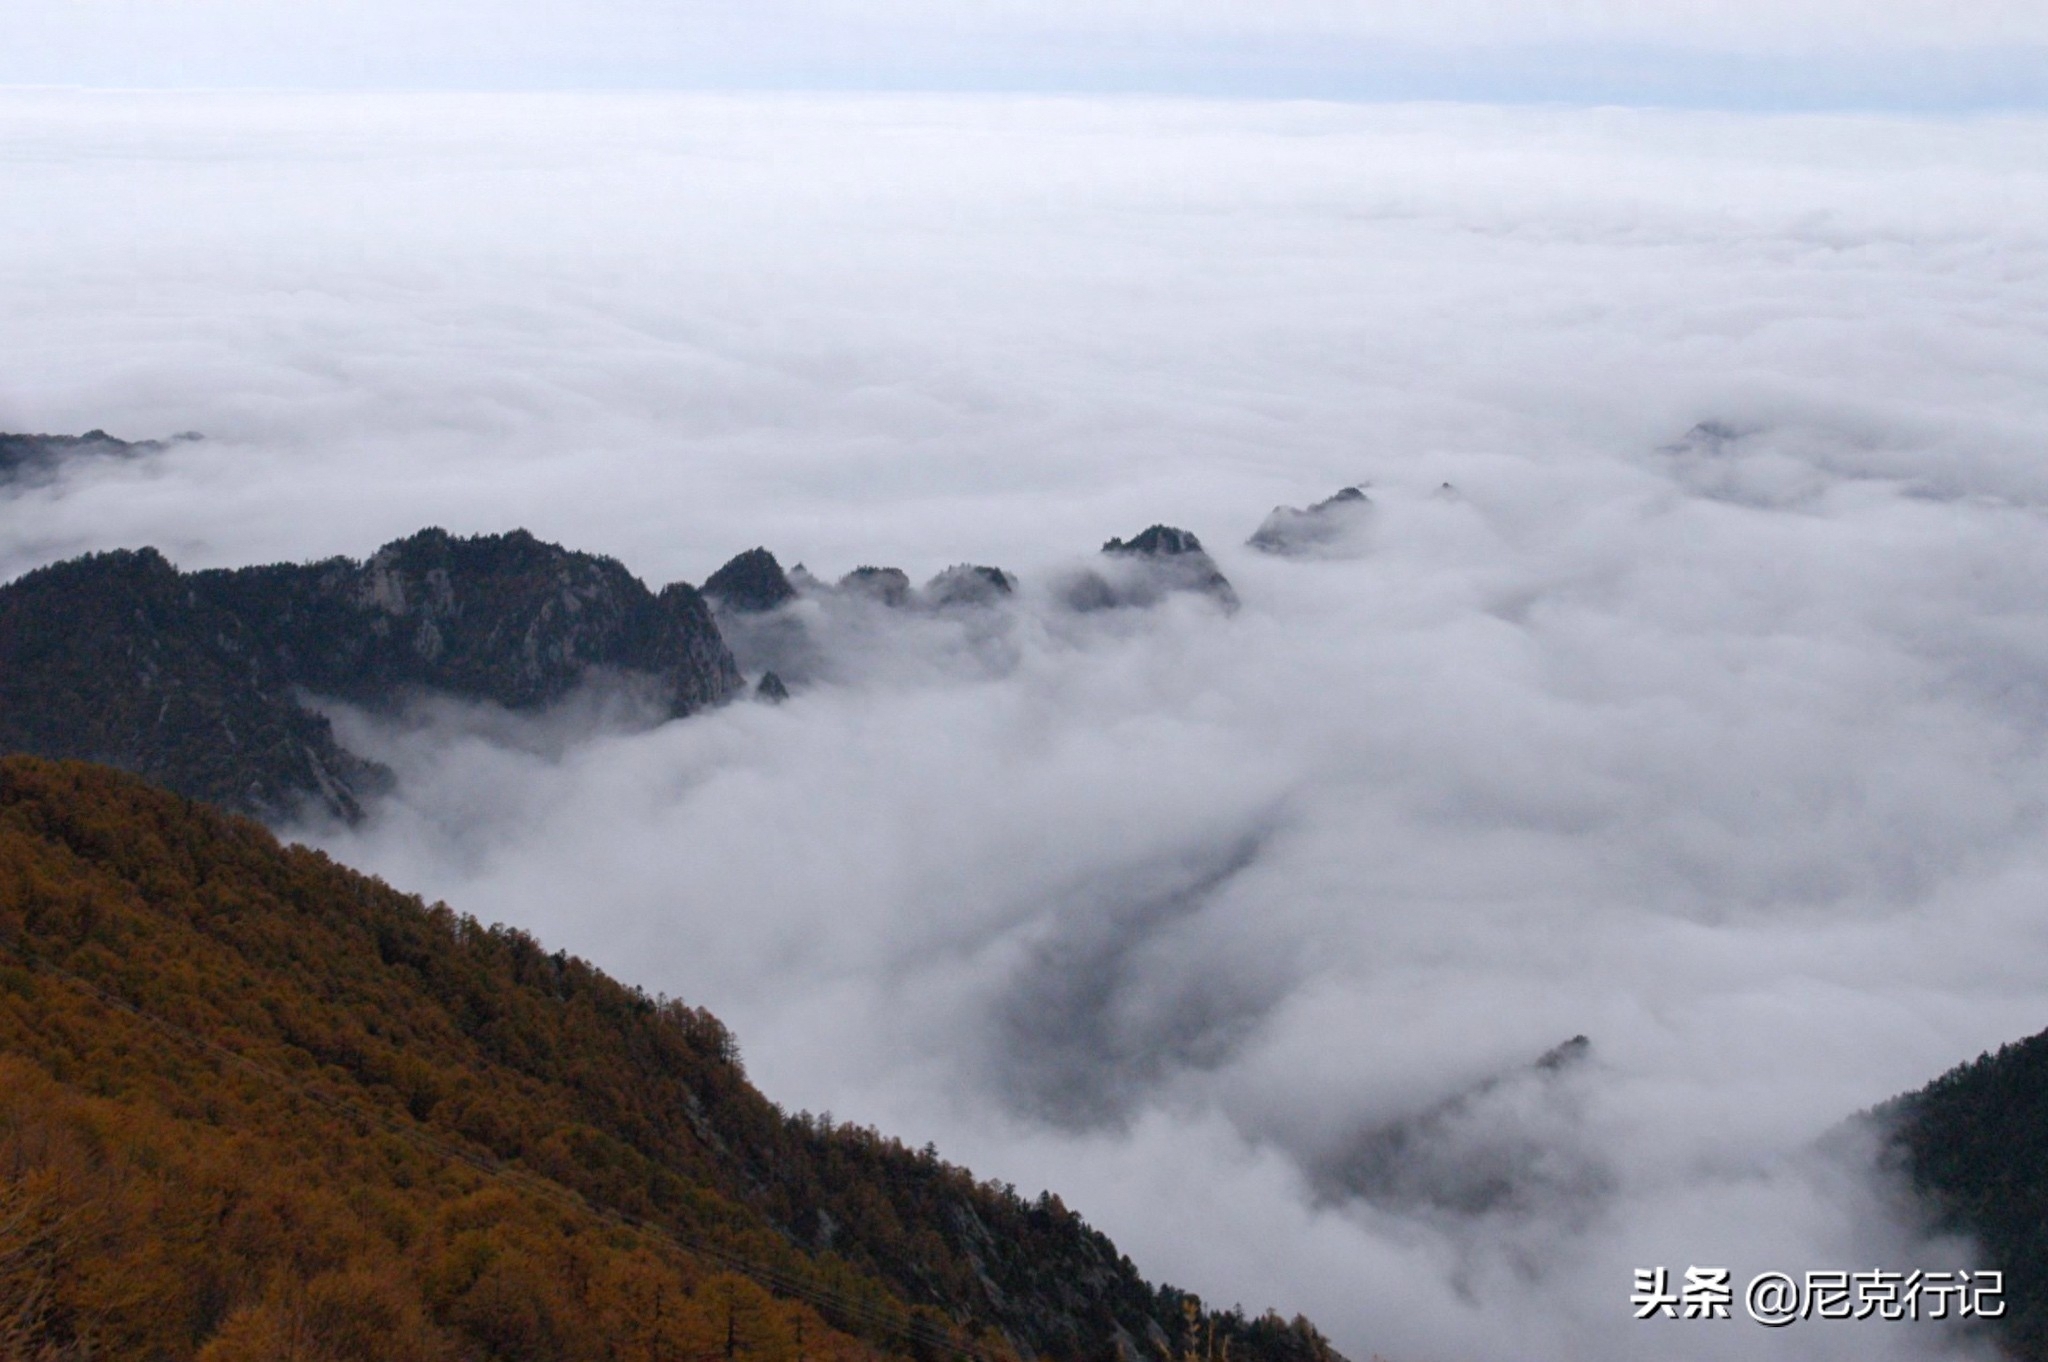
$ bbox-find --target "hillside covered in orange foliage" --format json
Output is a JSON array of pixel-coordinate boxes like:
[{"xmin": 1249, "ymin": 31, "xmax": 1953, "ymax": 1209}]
[{"xmin": 0, "ymin": 756, "xmax": 1341, "ymax": 1362}]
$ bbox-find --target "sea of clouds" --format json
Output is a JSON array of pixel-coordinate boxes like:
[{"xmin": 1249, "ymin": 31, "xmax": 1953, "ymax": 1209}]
[{"xmin": 4, "ymin": 90, "xmax": 2048, "ymax": 1360}]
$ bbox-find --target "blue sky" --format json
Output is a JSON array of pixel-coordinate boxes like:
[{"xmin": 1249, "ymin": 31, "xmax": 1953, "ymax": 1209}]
[{"xmin": 6, "ymin": 0, "xmax": 2046, "ymax": 109}]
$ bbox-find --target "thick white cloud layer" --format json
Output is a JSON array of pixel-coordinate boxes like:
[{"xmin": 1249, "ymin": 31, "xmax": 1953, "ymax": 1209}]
[{"xmin": 5, "ymin": 91, "xmax": 2048, "ymax": 1359}]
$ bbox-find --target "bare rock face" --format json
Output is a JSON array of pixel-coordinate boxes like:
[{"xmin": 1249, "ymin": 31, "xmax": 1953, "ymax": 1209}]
[
  {"xmin": 703, "ymin": 547, "xmax": 799, "ymax": 614},
  {"xmin": 1067, "ymin": 524, "xmax": 1238, "ymax": 612},
  {"xmin": 0, "ymin": 529, "xmax": 744, "ymax": 823},
  {"xmin": 200, "ymin": 528, "xmax": 741, "ymax": 718},
  {"xmin": 1247, "ymin": 486, "xmax": 1372, "ymax": 556}
]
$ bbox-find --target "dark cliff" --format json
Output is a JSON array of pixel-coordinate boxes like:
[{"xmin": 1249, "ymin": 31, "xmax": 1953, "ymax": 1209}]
[
  {"xmin": 0, "ymin": 548, "xmax": 387, "ymax": 824},
  {"xmin": 0, "ymin": 530, "xmax": 744, "ymax": 823}
]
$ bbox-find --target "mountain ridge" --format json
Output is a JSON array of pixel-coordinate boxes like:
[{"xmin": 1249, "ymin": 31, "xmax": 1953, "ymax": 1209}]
[{"xmin": 0, "ymin": 529, "xmax": 744, "ymax": 825}]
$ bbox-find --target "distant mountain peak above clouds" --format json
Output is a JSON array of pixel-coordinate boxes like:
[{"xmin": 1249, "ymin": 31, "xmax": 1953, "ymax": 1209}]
[
  {"xmin": 1103, "ymin": 523, "xmax": 1207, "ymax": 557},
  {"xmin": 704, "ymin": 546, "xmax": 799, "ymax": 614},
  {"xmin": 0, "ymin": 428, "xmax": 197, "ymax": 488},
  {"xmin": 0, "ymin": 487, "xmax": 1390, "ymax": 821},
  {"xmin": 1248, "ymin": 486, "xmax": 1373, "ymax": 557},
  {"xmin": 1073, "ymin": 522, "xmax": 1238, "ymax": 612}
]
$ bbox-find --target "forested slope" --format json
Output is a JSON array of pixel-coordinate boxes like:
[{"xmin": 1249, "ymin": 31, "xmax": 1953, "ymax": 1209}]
[
  {"xmin": 1881, "ymin": 1028, "xmax": 2048, "ymax": 1359},
  {"xmin": 0, "ymin": 756, "xmax": 1339, "ymax": 1362}
]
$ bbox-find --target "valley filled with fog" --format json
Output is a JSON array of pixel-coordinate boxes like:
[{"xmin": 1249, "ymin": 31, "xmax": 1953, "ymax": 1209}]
[{"xmin": 5, "ymin": 91, "xmax": 2048, "ymax": 1360}]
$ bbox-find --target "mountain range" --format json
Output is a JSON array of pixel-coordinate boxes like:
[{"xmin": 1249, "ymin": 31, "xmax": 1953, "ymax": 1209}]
[
  {"xmin": 4, "ymin": 437, "xmax": 2046, "ymax": 1358},
  {"xmin": 0, "ymin": 517, "xmax": 1240, "ymax": 825}
]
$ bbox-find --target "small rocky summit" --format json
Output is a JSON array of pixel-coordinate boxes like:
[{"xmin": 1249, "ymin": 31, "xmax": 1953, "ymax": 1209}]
[
  {"xmin": 754, "ymin": 670, "xmax": 790, "ymax": 703},
  {"xmin": 0, "ymin": 529, "xmax": 744, "ymax": 824},
  {"xmin": 1069, "ymin": 524, "xmax": 1238, "ymax": 611},
  {"xmin": 1103, "ymin": 525, "xmax": 1206, "ymax": 558},
  {"xmin": 924, "ymin": 563, "xmax": 1016, "ymax": 608},
  {"xmin": 703, "ymin": 547, "xmax": 822, "ymax": 685},
  {"xmin": 838, "ymin": 565, "xmax": 912, "ymax": 607},
  {"xmin": 1248, "ymin": 486, "xmax": 1372, "ymax": 556},
  {"xmin": 702, "ymin": 546, "xmax": 798, "ymax": 614}
]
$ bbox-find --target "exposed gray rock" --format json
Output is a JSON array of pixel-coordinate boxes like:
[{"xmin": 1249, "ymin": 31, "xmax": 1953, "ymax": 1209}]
[{"xmin": 197, "ymin": 528, "xmax": 741, "ymax": 719}]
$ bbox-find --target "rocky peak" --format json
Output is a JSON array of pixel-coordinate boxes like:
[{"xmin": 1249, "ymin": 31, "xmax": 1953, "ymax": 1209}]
[
  {"xmin": 1080, "ymin": 523, "xmax": 1237, "ymax": 611},
  {"xmin": 198, "ymin": 529, "xmax": 740, "ymax": 719},
  {"xmin": 704, "ymin": 547, "xmax": 798, "ymax": 613},
  {"xmin": 1248, "ymin": 486, "xmax": 1373, "ymax": 556},
  {"xmin": 1103, "ymin": 524, "xmax": 1207, "ymax": 557},
  {"xmin": 924, "ymin": 563, "xmax": 1016, "ymax": 608}
]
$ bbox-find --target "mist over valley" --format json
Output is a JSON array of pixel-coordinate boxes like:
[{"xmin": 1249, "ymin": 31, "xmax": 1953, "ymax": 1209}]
[{"xmin": 4, "ymin": 90, "xmax": 2048, "ymax": 1360}]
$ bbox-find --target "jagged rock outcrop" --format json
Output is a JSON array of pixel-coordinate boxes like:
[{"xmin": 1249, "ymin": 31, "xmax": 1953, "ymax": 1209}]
[
  {"xmin": 196, "ymin": 528, "xmax": 738, "ymax": 717},
  {"xmin": 1066, "ymin": 524, "xmax": 1238, "ymax": 612},
  {"xmin": 756, "ymin": 670, "xmax": 791, "ymax": 703},
  {"xmin": 0, "ymin": 429, "xmax": 188, "ymax": 488},
  {"xmin": 1248, "ymin": 486, "xmax": 1371, "ymax": 556},
  {"xmin": 704, "ymin": 546, "xmax": 799, "ymax": 613},
  {"xmin": 0, "ymin": 529, "xmax": 743, "ymax": 823}
]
